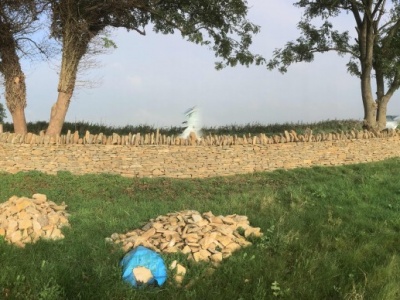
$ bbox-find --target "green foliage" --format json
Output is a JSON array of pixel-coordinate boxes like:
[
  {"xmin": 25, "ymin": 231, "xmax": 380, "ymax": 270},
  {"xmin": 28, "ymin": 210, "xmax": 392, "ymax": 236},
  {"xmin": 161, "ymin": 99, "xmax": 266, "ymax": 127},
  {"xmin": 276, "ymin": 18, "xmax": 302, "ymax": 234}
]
[
  {"xmin": 101, "ymin": 36, "xmax": 117, "ymax": 49},
  {"xmin": 268, "ymin": 19, "xmax": 350, "ymax": 73},
  {"xmin": 148, "ymin": 0, "xmax": 265, "ymax": 68},
  {"xmin": 268, "ymin": 1, "xmax": 400, "ymax": 86},
  {"xmin": 271, "ymin": 281, "xmax": 289, "ymax": 298},
  {"xmin": 0, "ymin": 102, "xmax": 6, "ymax": 123},
  {"xmin": 0, "ymin": 119, "xmax": 363, "ymax": 136},
  {"xmin": 51, "ymin": 0, "xmax": 264, "ymax": 70},
  {"xmin": 1, "ymin": 158, "xmax": 400, "ymax": 298}
]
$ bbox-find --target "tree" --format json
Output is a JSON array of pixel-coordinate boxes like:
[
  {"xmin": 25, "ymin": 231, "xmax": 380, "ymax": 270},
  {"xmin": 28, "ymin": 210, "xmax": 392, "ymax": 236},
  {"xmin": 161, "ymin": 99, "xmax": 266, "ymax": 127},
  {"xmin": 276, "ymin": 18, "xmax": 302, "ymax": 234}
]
[
  {"xmin": 267, "ymin": 0, "xmax": 400, "ymax": 130},
  {"xmin": 0, "ymin": 0, "xmax": 48, "ymax": 134},
  {"xmin": 45, "ymin": 0, "xmax": 264, "ymax": 136},
  {"xmin": 0, "ymin": 102, "xmax": 6, "ymax": 123}
]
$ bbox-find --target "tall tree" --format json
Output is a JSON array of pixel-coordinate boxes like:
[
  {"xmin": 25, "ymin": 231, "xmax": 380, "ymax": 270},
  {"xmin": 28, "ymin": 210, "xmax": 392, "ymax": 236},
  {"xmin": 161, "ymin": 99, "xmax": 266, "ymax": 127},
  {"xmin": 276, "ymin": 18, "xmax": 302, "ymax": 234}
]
[
  {"xmin": 46, "ymin": 0, "xmax": 264, "ymax": 136},
  {"xmin": 267, "ymin": 0, "xmax": 400, "ymax": 130},
  {"xmin": 0, "ymin": 102, "xmax": 6, "ymax": 123},
  {"xmin": 0, "ymin": 0, "xmax": 47, "ymax": 133}
]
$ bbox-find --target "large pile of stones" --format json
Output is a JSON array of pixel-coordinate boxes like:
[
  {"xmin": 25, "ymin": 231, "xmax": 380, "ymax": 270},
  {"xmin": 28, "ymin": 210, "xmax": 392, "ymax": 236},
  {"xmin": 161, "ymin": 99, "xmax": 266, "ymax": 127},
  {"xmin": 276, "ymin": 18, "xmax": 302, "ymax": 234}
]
[
  {"xmin": 107, "ymin": 210, "xmax": 262, "ymax": 263},
  {"xmin": 0, "ymin": 194, "xmax": 70, "ymax": 247}
]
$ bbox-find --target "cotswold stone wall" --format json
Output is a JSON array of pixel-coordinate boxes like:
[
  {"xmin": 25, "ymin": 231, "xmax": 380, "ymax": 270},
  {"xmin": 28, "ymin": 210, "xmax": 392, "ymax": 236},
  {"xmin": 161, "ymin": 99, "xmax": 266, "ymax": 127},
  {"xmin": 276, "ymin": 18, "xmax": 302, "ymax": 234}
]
[{"xmin": 1, "ymin": 130, "xmax": 400, "ymax": 178}]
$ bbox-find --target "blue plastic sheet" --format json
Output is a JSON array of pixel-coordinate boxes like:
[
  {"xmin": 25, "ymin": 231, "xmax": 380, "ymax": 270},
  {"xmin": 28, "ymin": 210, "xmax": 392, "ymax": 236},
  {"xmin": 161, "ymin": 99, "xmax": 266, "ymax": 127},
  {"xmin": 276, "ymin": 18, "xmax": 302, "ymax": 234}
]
[{"xmin": 120, "ymin": 246, "xmax": 167, "ymax": 287}]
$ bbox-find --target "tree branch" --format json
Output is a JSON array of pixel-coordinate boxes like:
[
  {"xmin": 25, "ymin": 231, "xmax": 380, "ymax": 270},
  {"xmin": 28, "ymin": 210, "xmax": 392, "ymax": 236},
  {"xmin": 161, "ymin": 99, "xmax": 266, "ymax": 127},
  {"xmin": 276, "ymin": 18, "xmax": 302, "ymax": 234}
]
[
  {"xmin": 131, "ymin": 27, "xmax": 146, "ymax": 35},
  {"xmin": 308, "ymin": 46, "xmax": 358, "ymax": 57},
  {"xmin": 385, "ymin": 71, "xmax": 400, "ymax": 99},
  {"xmin": 15, "ymin": 37, "xmax": 49, "ymax": 59},
  {"xmin": 349, "ymin": 0, "xmax": 363, "ymax": 27}
]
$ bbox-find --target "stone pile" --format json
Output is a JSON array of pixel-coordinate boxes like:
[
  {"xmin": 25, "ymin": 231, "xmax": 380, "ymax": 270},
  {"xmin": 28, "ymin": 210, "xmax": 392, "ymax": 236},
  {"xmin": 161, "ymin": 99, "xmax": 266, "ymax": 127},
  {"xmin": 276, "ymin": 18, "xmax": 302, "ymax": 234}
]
[
  {"xmin": 0, "ymin": 194, "xmax": 70, "ymax": 247},
  {"xmin": 108, "ymin": 210, "xmax": 262, "ymax": 263}
]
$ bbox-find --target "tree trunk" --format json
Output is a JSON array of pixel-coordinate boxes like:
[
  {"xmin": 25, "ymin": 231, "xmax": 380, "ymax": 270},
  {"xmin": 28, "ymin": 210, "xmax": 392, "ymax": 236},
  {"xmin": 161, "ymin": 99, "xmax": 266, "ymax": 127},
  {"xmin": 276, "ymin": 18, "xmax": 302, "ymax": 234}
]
[
  {"xmin": 46, "ymin": 91, "xmax": 72, "ymax": 136},
  {"xmin": 0, "ymin": 30, "xmax": 28, "ymax": 134},
  {"xmin": 356, "ymin": 11, "xmax": 378, "ymax": 130},
  {"xmin": 10, "ymin": 104, "xmax": 27, "ymax": 134},
  {"xmin": 46, "ymin": 11, "xmax": 93, "ymax": 136},
  {"xmin": 5, "ymin": 74, "xmax": 28, "ymax": 134},
  {"xmin": 376, "ymin": 97, "xmax": 389, "ymax": 130},
  {"xmin": 46, "ymin": 48, "xmax": 79, "ymax": 135},
  {"xmin": 46, "ymin": 43, "xmax": 80, "ymax": 136},
  {"xmin": 363, "ymin": 101, "xmax": 377, "ymax": 129},
  {"xmin": 360, "ymin": 71, "xmax": 377, "ymax": 130}
]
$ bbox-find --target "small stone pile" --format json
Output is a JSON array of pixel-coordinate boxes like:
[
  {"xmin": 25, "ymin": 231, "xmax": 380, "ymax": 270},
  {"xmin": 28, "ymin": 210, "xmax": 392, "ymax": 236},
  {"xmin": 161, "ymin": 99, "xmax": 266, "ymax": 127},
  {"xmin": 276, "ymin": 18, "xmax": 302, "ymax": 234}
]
[
  {"xmin": 108, "ymin": 210, "xmax": 262, "ymax": 263},
  {"xmin": 0, "ymin": 194, "xmax": 70, "ymax": 247}
]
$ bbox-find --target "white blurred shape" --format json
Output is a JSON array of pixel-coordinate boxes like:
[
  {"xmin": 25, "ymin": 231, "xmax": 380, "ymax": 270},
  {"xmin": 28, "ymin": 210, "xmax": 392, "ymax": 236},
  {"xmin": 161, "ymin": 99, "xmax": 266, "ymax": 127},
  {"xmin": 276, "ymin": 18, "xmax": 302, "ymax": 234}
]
[
  {"xmin": 385, "ymin": 115, "xmax": 400, "ymax": 129},
  {"xmin": 180, "ymin": 106, "xmax": 202, "ymax": 139}
]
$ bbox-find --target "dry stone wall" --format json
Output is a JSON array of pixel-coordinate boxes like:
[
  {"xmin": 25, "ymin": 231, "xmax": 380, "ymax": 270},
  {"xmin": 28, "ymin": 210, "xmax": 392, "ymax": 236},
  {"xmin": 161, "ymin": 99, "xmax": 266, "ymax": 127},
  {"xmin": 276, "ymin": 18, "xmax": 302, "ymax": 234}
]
[{"xmin": 1, "ymin": 129, "xmax": 400, "ymax": 178}]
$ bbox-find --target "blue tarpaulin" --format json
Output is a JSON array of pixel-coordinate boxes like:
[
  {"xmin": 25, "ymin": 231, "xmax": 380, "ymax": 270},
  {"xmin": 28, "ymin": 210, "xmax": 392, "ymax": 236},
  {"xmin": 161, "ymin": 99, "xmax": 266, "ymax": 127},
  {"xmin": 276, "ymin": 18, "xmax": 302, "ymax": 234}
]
[{"xmin": 120, "ymin": 246, "xmax": 167, "ymax": 287}]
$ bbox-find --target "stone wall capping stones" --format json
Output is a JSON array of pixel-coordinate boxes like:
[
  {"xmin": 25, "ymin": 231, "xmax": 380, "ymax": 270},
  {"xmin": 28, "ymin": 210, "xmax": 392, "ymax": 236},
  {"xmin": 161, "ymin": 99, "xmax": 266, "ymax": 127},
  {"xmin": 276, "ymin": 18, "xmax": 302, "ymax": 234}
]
[{"xmin": 0, "ymin": 128, "xmax": 397, "ymax": 146}]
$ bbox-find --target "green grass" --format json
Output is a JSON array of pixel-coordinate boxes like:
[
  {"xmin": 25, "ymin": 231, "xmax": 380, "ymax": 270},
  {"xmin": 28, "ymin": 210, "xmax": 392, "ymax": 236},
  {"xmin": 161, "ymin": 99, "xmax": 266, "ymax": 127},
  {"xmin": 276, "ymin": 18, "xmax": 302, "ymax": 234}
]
[{"xmin": 0, "ymin": 159, "xmax": 400, "ymax": 299}]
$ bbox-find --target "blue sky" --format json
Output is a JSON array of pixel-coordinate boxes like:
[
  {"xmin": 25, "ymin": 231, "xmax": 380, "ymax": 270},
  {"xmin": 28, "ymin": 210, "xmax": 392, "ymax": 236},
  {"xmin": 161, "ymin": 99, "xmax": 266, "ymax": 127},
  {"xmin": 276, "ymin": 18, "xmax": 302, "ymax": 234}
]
[{"xmin": 2, "ymin": 0, "xmax": 399, "ymax": 127}]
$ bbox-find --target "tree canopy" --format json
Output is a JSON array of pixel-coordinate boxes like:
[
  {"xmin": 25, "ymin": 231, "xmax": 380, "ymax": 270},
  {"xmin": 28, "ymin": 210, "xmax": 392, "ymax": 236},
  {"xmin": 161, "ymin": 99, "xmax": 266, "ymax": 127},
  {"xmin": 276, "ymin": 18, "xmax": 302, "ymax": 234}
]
[
  {"xmin": 0, "ymin": 0, "xmax": 264, "ymax": 134},
  {"xmin": 44, "ymin": 0, "xmax": 265, "ymax": 135},
  {"xmin": 267, "ymin": 0, "xmax": 400, "ymax": 130}
]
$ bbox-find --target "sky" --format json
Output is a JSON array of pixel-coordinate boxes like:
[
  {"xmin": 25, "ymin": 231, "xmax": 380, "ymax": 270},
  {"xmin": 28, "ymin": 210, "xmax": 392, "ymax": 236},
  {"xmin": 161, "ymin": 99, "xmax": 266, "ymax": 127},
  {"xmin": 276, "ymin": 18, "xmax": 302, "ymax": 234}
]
[{"xmin": 2, "ymin": 0, "xmax": 399, "ymax": 128}]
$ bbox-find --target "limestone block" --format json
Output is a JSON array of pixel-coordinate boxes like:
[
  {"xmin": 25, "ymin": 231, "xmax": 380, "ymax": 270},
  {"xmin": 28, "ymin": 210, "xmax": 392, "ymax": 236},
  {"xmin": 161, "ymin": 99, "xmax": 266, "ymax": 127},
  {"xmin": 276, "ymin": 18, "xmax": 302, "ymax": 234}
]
[
  {"xmin": 210, "ymin": 252, "xmax": 223, "ymax": 263},
  {"xmin": 244, "ymin": 227, "xmax": 262, "ymax": 238},
  {"xmin": 133, "ymin": 266, "xmax": 153, "ymax": 285},
  {"xmin": 32, "ymin": 193, "xmax": 47, "ymax": 203},
  {"xmin": 18, "ymin": 219, "xmax": 32, "ymax": 230}
]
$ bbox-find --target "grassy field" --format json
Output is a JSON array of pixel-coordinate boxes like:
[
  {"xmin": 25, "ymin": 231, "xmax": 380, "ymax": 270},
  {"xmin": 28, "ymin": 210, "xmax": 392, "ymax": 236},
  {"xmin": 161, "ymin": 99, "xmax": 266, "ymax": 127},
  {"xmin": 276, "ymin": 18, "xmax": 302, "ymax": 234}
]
[{"xmin": 0, "ymin": 158, "xmax": 399, "ymax": 299}]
